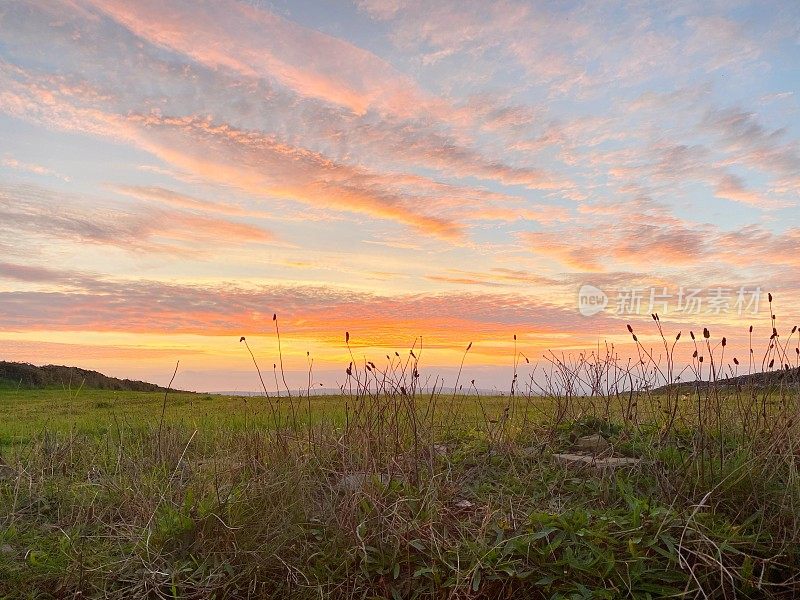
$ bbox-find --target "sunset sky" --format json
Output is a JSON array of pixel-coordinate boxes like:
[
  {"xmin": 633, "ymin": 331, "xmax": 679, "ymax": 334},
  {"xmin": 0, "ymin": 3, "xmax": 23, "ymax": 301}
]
[{"xmin": 1, "ymin": 0, "xmax": 799, "ymax": 392}]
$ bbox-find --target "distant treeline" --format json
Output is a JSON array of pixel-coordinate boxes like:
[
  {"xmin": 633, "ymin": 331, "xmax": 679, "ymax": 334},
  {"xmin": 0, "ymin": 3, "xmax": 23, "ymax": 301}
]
[{"xmin": 0, "ymin": 361, "xmax": 174, "ymax": 392}]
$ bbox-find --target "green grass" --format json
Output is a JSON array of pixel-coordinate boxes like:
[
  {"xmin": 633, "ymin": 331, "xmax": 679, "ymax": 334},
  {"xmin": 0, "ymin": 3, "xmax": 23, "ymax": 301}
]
[
  {"xmin": 0, "ymin": 381, "xmax": 798, "ymax": 598},
  {"xmin": 0, "ymin": 388, "xmax": 535, "ymax": 445}
]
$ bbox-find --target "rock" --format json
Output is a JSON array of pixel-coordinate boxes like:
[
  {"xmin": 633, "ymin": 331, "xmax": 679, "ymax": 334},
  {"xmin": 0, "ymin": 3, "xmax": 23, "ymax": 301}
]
[
  {"xmin": 432, "ymin": 444, "xmax": 448, "ymax": 456},
  {"xmin": 515, "ymin": 446, "xmax": 541, "ymax": 458},
  {"xmin": 0, "ymin": 464, "xmax": 15, "ymax": 480},
  {"xmin": 87, "ymin": 467, "xmax": 102, "ymax": 484},
  {"xmin": 337, "ymin": 472, "xmax": 391, "ymax": 492},
  {"xmin": 0, "ymin": 544, "xmax": 13, "ymax": 556},
  {"xmin": 553, "ymin": 453, "xmax": 641, "ymax": 470},
  {"xmin": 572, "ymin": 433, "xmax": 610, "ymax": 454},
  {"xmin": 454, "ymin": 499, "xmax": 474, "ymax": 509}
]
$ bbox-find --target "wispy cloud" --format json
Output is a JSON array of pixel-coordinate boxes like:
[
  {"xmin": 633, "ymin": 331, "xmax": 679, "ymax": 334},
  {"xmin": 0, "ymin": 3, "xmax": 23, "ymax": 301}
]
[
  {"xmin": 109, "ymin": 185, "xmax": 270, "ymax": 218},
  {"xmin": 0, "ymin": 183, "xmax": 277, "ymax": 255},
  {"xmin": 2, "ymin": 154, "xmax": 71, "ymax": 181},
  {"xmin": 84, "ymin": 0, "xmax": 432, "ymax": 117}
]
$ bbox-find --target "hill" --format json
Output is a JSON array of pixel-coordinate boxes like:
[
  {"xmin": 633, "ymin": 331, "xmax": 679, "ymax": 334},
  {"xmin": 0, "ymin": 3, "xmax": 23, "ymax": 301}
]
[
  {"xmin": 0, "ymin": 361, "xmax": 175, "ymax": 392},
  {"xmin": 656, "ymin": 365, "xmax": 800, "ymax": 392}
]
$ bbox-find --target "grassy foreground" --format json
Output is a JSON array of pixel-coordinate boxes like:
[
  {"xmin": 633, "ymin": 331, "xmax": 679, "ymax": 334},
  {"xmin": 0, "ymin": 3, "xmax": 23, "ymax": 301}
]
[{"xmin": 1, "ymin": 322, "xmax": 800, "ymax": 598}]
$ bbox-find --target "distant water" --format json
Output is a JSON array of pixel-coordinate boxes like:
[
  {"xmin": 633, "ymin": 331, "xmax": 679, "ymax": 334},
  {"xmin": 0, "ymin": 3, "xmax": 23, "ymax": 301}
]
[{"xmin": 211, "ymin": 387, "xmax": 503, "ymax": 397}]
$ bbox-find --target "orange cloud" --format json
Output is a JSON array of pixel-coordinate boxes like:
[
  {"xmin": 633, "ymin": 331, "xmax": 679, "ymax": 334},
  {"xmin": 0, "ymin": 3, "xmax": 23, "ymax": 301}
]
[
  {"xmin": 127, "ymin": 115, "xmax": 464, "ymax": 240},
  {"xmin": 523, "ymin": 231, "xmax": 605, "ymax": 272},
  {"xmin": 426, "ymin": 268, "xmax": 556, "ymax": 287},
  {"xmin": 0, "ymin": 269, "xmax": 606, "ymax": 340}
]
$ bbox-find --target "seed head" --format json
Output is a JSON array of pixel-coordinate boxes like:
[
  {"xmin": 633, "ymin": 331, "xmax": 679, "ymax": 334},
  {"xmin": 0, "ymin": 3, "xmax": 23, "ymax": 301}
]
[
  {"xmin": 703, "ymin": 328, "xmax": 710, "ymax": 339},
  {"xmin": 239, "ymin": 336, "xmax": 246, "ymax": 342},
  {"xmin": 733, "ymin": 357, "xmax": 739, "ymax": 365}
]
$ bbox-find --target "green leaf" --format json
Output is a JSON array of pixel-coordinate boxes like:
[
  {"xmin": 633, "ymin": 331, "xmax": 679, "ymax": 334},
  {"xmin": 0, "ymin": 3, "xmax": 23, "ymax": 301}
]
[
  {"xmin": 533, "ymin": 526, "xmax": 559, "ymax": 540},
  {"xmin": 408, "ymin": 539, "xmax": 425, "ymax": 551},
  {"xmin": 471, "ymin": 569, "xmax": 482, "ymax": 591}
]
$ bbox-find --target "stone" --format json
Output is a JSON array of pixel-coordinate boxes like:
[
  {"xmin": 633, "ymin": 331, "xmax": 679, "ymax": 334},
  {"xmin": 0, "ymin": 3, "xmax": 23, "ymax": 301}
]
[
  {"xmin": 572, "ymin": 433, "xmax": 610, "ymax": 454},
  {"xmin": 337, "ymin": 472, "xmax": 391, "ymax": 491},
  {"xmin": 0, "ymin": 464, "xmax": 15, "ymax": 480},
  {"xmin": 0, "ymin": 544, "xmax": 13, "ymax": 556},
  {"xmin": 515, "ymin": 446, "xmax": 541, "ymax": 458},
  {"xmin": 432, "ymin": 444, "xmax": 448, "ymax": 456},
  {"xmin": 454, "ymin": 499, "xmax": 474, "ymax": 509},
  {"xmin": 553, "ymin": 453, "xmax": 641, "ymax": 470}
]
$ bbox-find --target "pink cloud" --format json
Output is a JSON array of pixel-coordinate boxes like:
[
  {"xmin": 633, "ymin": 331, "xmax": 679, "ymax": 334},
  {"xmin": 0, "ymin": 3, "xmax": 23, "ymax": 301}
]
[
  {"xmin": 714, "ymin": 174, "xmax": 764, "ymax": 207},
  {"xmin": 83, "ymin": 0, "xmax": 435, "ymax": 119},
  {"xmin": 0, "ymin": 69, "xmax": 458, "ymax": 238},
  {"xmin": 2, "ymin": 154, "xmax": 71, "ymax": 181},
  {"xmin": 0, "ymin": 182, "xmax": 277, "ymax": 254}
]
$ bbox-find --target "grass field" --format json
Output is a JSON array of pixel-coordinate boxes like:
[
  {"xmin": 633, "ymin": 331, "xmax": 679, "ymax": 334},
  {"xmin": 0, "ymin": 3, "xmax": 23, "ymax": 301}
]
[
  {"xmin": 1, "ymin": 328, "xmax": 799, "ymax": 598},
  {"xmin": 0, "ymin": 388, "xmax": 526, "ymax": 444}
]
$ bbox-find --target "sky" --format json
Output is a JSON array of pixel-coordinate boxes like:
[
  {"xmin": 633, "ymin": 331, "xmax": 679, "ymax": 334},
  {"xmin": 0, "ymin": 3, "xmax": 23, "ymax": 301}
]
[{"xmin": 1, "ymin": 0, "xmax": 799, "ymax": 392}]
